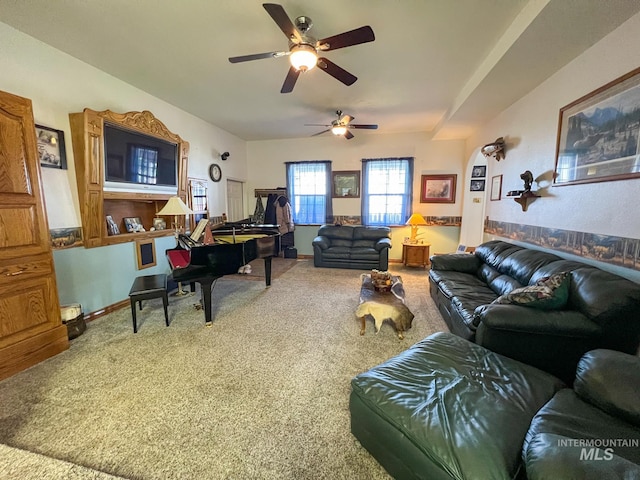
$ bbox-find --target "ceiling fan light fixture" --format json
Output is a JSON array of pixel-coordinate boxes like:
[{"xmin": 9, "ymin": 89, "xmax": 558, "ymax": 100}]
[
  {"xmin": 289, "ymin": 44, "xmax": 317, "ymax": 71},
  {"xmin": 331, "ymin": 125, "xmax": 347, "ymax": 136}
]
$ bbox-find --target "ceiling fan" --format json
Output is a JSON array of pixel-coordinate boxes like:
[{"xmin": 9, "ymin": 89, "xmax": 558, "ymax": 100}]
[
  {"xmin": 228, "ymin": 3, "xmax": 375, "ymax": 93},
  {"xmin": 306, "ymin": 110, "xmax": 378, "ymax": 139}
]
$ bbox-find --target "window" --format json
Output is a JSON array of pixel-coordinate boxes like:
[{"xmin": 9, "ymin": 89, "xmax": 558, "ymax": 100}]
[
  {"xmin": 286, "ymin": 161, "xmax": 332, "ymax": 224},
  {"xmin": 362, "ymin": 158, "xmax": 413, "ymax": 226},
  {"xmin": 188, "ymin": 178, "xmax": 208, "ymax": 230}
]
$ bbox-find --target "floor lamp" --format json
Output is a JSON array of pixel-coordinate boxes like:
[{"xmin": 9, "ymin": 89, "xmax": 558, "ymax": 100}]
[{"xmin": 157, "ymin": 196, "xmax": 194, "ymax": 296}]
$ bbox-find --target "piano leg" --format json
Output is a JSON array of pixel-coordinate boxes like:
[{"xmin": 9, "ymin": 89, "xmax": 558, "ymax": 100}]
[
  {"xmin": 198, "ymin": 277, "xmax": 218, "ymax": 326},
  {"xmin": 264, "ymin": 257, "xmax": 272, "ymax": 287}
]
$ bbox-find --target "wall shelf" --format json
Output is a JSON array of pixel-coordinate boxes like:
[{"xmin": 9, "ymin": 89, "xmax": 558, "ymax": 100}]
[{"xmin": 513, "ymin": 191, "xmax": 541, "ymax": 212}]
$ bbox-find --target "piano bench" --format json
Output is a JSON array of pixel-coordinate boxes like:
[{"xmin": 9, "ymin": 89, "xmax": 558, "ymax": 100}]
[{"xmin": 128, "ymin": 274, "xmax": 169, "ymax": 333}]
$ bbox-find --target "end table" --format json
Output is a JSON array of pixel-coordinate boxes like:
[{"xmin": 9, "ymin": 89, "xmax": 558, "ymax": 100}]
[{"xmin": 402, "ymin": 242, "xmax": 430, "ymax": 268}]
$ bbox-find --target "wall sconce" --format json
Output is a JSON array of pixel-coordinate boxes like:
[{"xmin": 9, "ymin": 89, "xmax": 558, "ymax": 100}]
[
  {"xmin": 221, "ymin": 152, "xmax": 230, "ymax": 161},
  {"xmin": 481, "ymin": 137, "xmax": 506, "ymax": 161}
]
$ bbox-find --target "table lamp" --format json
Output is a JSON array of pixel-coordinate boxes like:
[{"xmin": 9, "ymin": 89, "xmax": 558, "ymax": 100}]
[
  {"xmin": 157, "ymin": 196, "xmax": 194, "ymax": 236},
  {"xmin": 406, "ymin": 213, "xmax": 428, "ymax": 243},
  {"xmin": 157, "ymin": 196, "xmax": 194, "ymax": 296}
]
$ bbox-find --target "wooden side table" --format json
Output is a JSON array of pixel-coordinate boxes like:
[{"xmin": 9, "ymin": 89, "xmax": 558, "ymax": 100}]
[{"xmin": 402, "ymin": 243, "xmax": 431, "ymax": 268}]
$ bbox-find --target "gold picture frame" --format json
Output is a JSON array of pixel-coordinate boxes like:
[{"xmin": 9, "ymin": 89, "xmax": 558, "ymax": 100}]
[{"xmin": 554, "ymin": 66, "xmax": 640, "ymax": 186}]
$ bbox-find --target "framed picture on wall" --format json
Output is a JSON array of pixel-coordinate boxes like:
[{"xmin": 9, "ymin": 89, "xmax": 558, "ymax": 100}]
[
  {"xmin": 554, "ymin": 66, "xmax": 640, "ymax": 185},
  {"xmin": 35, "ymin": 124, "xmax": 67, "ymax": 169},
  {"xmin": 420, "ymin": 174, "xmax": 457, "ymax": 203},
  {"xmin": 490, "ymin": 175, "xmax": 502, "ymax": 201},
  {"xmin": 470, "ymin": 179, "xmax": 486, "ymax": 192},
  {"xmin": 471, "ymin": 165, "xmax": 486, "ymax": 178},
  {"xmin": 332, "ymin": 171, "xmax": 360, "ymax": 198}
]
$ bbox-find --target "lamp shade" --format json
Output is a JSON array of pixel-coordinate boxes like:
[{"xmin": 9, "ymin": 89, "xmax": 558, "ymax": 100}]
[
  {"xmin": 406, "ymin": 213, "xmax": 428, "ymax": 226},
  {"xmin": 157, "ymin": 196, "xmax": 194, "ymax": 216}
]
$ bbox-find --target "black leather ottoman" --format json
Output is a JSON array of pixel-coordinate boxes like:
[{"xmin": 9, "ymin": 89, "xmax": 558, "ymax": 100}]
[{"xmin": 350, "ymin": 332, "xmax": 565, "ymax": 479}]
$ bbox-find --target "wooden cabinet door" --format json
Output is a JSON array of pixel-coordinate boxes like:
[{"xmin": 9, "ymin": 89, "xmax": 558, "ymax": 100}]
[{"xmin": 0, "ymin": 89, "xmax": 68, "ymax": 381}]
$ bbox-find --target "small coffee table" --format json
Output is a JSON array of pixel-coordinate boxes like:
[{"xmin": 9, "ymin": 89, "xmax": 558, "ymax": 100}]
[{"xmin": 356, "ymin": 274, "xmax": 414, "ymax": 339}]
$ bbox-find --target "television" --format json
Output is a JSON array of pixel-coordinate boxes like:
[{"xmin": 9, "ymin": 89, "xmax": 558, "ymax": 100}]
[{"xmin": 103, "ymin": 123, "xmax": 178, "ymax": 195}]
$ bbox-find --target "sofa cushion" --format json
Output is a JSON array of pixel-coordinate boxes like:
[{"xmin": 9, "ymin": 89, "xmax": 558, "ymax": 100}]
[
  {"xmin": 351, "ymin": 332, "xmax": 564, "ymax": 480},
  {"xmin": 317, "ymin": 225, "xmax": 354, "ymax": 241},
  {"xmin": 350, "ymin": 248, "xmax": 381, "ymax": 261},
  {"xmin": 321, "ymin": 247, "xmax": 351, "ymax": 260},
  {"xmin": 353, "ymin": 226, "xmax": 391, "ymax": 241}
]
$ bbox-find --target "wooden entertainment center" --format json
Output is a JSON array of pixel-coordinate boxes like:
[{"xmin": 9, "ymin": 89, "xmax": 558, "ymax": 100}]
[{"xmin": 68, "ymin": 108, "xmax": 189, "ymax": 248}]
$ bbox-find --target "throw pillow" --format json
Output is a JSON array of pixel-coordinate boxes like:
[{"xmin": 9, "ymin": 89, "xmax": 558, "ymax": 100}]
[{"xmin": 493, "ymin": 272, "xmax": 570, "ymax": 310}]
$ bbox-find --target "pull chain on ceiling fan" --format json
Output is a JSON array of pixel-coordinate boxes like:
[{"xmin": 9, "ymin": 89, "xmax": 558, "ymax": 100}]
[
  {"xmin": 305, "ymin": 110, "xmax": 378, "ymax": 140},
  {"xmin": 228, "ymin": 3, "xmax": 375, "ymax": 93}
]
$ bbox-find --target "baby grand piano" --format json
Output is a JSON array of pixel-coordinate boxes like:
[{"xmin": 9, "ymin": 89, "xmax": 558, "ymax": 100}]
[{"xmin": 166, "ymin": 222, "xmax": 280, "ymax": 325}]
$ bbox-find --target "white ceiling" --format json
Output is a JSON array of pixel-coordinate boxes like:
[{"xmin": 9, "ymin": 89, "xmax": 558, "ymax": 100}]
[{"xmin": 1, "ymin": 0, "xmax": 639, "ymax": 141}]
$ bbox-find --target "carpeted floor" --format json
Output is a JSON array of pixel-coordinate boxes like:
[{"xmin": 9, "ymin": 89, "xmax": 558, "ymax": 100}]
[{"xmin": 0, "ymin": 259, "xmax": 447, "ymax": 479}]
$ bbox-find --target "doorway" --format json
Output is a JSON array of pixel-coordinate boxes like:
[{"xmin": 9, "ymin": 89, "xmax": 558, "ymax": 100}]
[{"xmin": 226, "ymin": 179, "xmax": 244, "ymax": 222}]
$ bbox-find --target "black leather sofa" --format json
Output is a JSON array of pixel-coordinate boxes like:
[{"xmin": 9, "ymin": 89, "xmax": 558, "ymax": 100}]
[
  {"xmin": 429, "ymin": 240, "xmax": 640, "ymax": 383},
  {"xmin": 350, "ymin": 332, "xmax": 640, "ymax": 480},
  {"xmin": 312, "ymin": 225, "xmax": 391, "ymax": 270}
]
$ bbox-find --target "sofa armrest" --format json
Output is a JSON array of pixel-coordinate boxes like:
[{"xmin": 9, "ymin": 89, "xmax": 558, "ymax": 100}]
[
  {"xmin": 574, "ymin": 349, "xmax": 640, "ymax": 427},
  {"xmin": 430, "ymin": 253, "xmax": 481, "ymax": 273},
  {"xmin": 312, "ymin": 235, "xmax": 330, "ymax": 250},
  {"xmin": 374, "ymin": 237, "xmax": 392, "ymax": 252}
]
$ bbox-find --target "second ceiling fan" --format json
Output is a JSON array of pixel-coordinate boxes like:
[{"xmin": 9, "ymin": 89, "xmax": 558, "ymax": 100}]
[
  {"xmin": 306, "ymin": 110, "xmax": 378, "ymax": 139},
  {"xmin": 228, "ymin": 3, "xmax": 375, "ymax": 93}
]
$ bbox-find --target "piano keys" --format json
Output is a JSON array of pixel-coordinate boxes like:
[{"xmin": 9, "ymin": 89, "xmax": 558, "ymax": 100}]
[{"xmin": 166, "ymin": 223, "xmax": 280, "ymax": 325}]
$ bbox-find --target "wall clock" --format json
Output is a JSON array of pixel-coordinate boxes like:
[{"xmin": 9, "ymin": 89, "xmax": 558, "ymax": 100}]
[{"xmin": 209, "ymin": 163, "xmax": 222, "ymax": 182}]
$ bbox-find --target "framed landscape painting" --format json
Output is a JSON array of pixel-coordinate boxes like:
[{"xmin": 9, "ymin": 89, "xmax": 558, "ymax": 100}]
[
  {"xmin": 332, "ymin": 171, "xmax": 360, "ymax": 198},
  {"xmin": 554, "ymin": 66, "xmax": 640, "ymax": 186},
  {"xmin": 420, "ymin": 174, "xmax": 456, "ymax": 203}
]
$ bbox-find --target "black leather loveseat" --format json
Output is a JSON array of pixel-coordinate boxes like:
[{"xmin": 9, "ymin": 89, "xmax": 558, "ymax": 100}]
[
  {"xmin": 429, "ymin": 240, "xmax": 640, "ymax": 383},
  {"xmin": 350, "ymin": 332, "xmax": 640, "ymax": 480},
  {"xmin": 312, "ymin": 225, "xmax": 391, "ymax": 270}
]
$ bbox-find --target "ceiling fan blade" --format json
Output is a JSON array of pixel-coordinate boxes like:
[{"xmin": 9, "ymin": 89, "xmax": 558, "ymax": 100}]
[
  {"xmin": 311, "ymin": 129, "xmax": 331, "ymax": 137},
  {"xmin": 263, "ymin": 3, "xmax": 302, "ymax": 42},
  {"xmin": 317, "ymin": 58, "xmax": 357, "ymax": 86},
  {"xmin": 280, "ymin": 66, "xmax": 300, "ymax": 93},
  {"xmin": 341, "ymin": 114, "xmax": 354, "ymax": 125},
  {"xmin": 351, "ymin": 124, "xmax": 378, "ymax": 130},
  {"xmin": 317, "ymin": 26, "xmax": 375, "ymax": 51},
  {"xmin": 304, "ymin": 124, "xmax": 332, "ymax": 127},
  {"xmin": 228, "ymin": 51, "xmax": 287, "ymax": 63},
  {"xmin": 344, "ymin": 130, "xmax": 355, "ymax": 140}
]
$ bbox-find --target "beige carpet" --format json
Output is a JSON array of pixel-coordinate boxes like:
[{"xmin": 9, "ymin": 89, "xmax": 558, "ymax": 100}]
[{"xmin": 0, "ymin": 259, "xmax": 447, "ymax": 479}]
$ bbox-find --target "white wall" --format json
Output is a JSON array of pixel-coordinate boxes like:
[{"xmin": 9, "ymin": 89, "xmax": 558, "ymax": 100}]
[
  {"xmin": 246, "ymin": 132, "xmax": 466, "ymax": 257},
  {"xmin": 465, "ymin": 11, "xmax": 640, "ymax": 283},
  {"xmin": 467, "ymin": 12, "xmax": 640, "ymax": 240}
]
